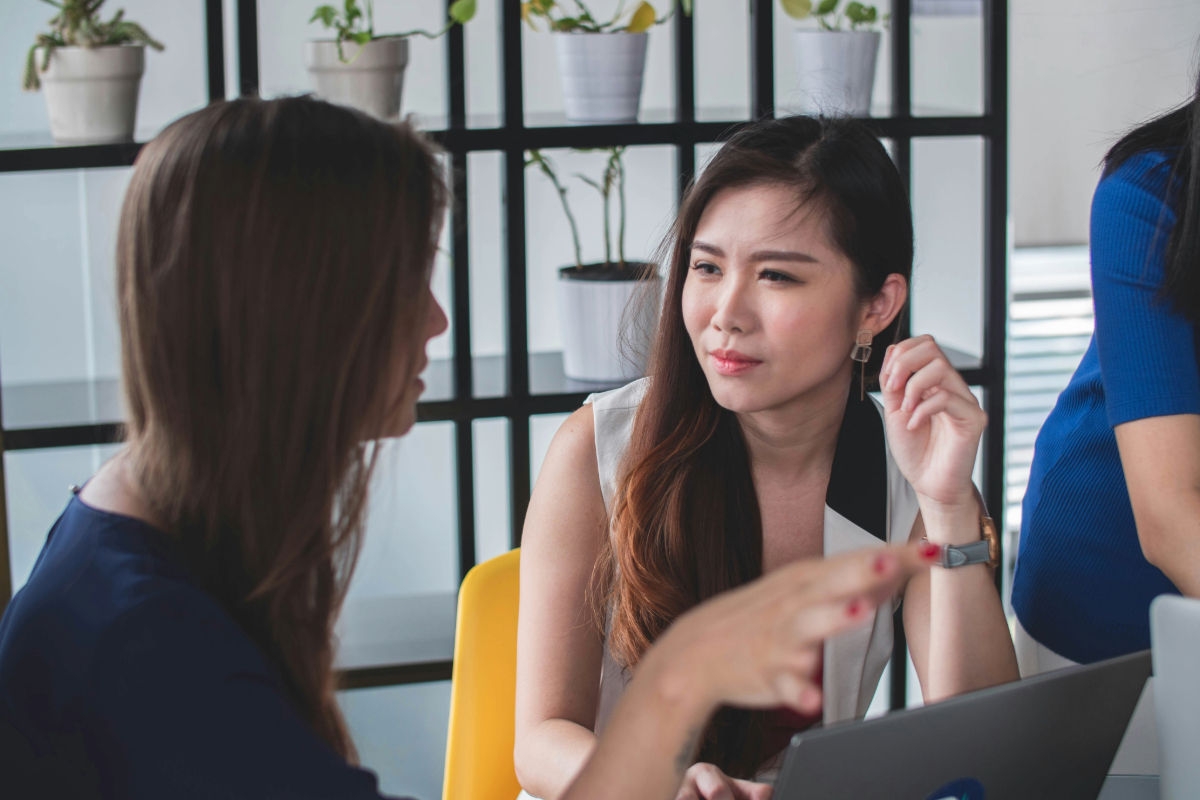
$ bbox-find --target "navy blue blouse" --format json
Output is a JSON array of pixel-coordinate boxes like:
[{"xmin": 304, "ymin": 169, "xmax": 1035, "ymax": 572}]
[{"xmin": 0, "ymin": 494, "xmax": 402, "ymax": 799}]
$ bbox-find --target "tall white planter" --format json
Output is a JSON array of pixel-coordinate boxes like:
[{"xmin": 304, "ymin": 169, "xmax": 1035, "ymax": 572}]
[
  {"xmin": 553, "ymin": 32, "xmax": 649, "ymax": 124},
  {"xmin": 305, "ymin": 38, "xmax": 409, "ymax": 120},
  {"xmin": 792, "ymin": 30, "xmax": 881, "ymax": 116},
  {"xmin": 36, "ymin": 45, "xmax": 146, "ymax": 144},
  {"xmin": 558, "ymin": 265, "xmax": 660, "ymax": 383}
]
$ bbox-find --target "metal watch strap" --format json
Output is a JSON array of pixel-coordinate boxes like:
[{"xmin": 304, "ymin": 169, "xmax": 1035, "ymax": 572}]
[{"xmin": 940, "ymin": 540, "xmax": 992, "ymax": 568}]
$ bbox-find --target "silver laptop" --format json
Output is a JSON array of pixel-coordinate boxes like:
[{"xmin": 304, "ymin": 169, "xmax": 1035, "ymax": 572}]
[
  {"xmin": 1152, "ymin": 595, "xmax": 1200, "ymax": 800},
  {"xmin": 774, "ymin": 649, "xmax": 1152, "ymax": 800}
]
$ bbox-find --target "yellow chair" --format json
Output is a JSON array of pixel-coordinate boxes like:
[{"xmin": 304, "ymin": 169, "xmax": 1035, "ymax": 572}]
[{"xmin": 443, "ymin": 548, "xmax": 522, "ymax": 800}]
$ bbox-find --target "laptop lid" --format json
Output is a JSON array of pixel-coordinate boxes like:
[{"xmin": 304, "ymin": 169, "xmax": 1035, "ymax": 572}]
[
  {"xmin": 774, "ymin": 649, "xmax": 1151, "ymax": 800},
  {"xmin": 1151, "ymin": 594, "xmax": 1200, "ymax": 800}
]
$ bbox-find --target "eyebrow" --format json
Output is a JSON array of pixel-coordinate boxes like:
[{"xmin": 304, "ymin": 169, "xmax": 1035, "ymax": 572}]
[{"xmin": 690, "ymin": 240, "xmax": 820, "ymax": 264}]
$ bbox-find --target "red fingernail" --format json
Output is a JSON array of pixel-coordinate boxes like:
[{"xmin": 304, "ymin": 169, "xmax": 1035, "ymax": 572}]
[
  {"xmin": 921, "ymin": 542, "xmax": 942, "ymax": 560},
  {"xmin": 847, "ymin": 598, "xmax": 863, "ymax": 616},
  {"xmin": 873, "ymin": 553, "xmax": 891, "ymax": 574}
]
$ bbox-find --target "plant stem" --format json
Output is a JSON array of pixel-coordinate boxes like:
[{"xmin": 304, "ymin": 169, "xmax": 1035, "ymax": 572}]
[
  {"xmin": 615, "ymin": 148, "xmax": 627, "ymax": 267},
  {"xmin": 530, "ymin": 151, "xmax": 583, "ymax": 269}
]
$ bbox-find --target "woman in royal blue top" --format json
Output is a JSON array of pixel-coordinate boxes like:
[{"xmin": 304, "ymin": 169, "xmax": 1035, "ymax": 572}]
[
  {"xmin": 0, "ymin": 98, "xmax": 939, "ymax": 799},
  {"xmin": 1013, "ymin": 68, "xmax": 1200, "ymax": 663}
]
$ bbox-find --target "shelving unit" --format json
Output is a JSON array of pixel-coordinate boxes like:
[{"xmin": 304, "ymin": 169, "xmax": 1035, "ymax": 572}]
[{"xmin": 0, "ymin": 0, "xmax": 1008, "ymax": 709}]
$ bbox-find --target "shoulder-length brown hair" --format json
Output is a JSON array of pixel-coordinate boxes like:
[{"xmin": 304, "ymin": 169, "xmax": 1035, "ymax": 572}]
[
  {"xmin": 598, "ymin": 116, "xmax": 913, "ymax": 777},
  {"xmin": 117, "ymin": 96, "xmax": 446, "ymax": 759}
]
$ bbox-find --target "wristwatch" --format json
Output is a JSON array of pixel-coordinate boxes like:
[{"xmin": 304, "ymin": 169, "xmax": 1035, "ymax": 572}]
[{"xmin": 930, "ymin": 515, "xmax": 999, "ymax": 569}]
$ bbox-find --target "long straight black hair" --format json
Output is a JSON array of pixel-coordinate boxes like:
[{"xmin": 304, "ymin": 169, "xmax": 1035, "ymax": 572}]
[{"xmin": 1105, "ymin": 63, "xmax": 1200, "ymax": 321}]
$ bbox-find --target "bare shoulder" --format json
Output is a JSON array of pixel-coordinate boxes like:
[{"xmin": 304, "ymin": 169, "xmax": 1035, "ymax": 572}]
[{"xmin": 524, "ymin": 404, "xmax": 606, "ymax": 543}]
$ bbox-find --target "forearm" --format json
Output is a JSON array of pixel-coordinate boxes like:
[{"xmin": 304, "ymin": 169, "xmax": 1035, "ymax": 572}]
[
  {"xmin": 917, "ymin": 503, "xmax": 1018, "ymax": 701},
  {"xmin": 561, "ymin": 646, "xmax": 713, "ymax": 800},
  {"xmin": 514, "ymin": 719, "xmax": 599, "ymax": 800},
  {"xmin": 1135, "ymin": 508, "xmax": 1200, "ymax": 597}
]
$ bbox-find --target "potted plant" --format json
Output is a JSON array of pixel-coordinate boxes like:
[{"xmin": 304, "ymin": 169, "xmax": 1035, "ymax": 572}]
[
  {"xmin": 306, "ymin": 0, "xmax": 476, "ymax": 120},
  {"xmin": 522, "ymin": 0, "xmax": 690, "ymax": 124},
  {"xmin": 780, "ymin": 0, "xmax": 886, "ymax": 116},
  {"xmin": 527, "ymin": 147, "xmax": 660, "ymax": 382},
  {"xmin": 22, "ymin": 0, "xmax": 164, "ymax": 144}
]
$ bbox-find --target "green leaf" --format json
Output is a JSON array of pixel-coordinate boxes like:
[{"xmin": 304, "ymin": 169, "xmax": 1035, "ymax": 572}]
[
  {"xmin": 679, "ymin": 0, "xmax": 692, "ymax": 15},
  {"xmin": 779, "ymin": 0, "xmax": 813, "ymax": 20},
  {"xmin": 815, "ymin": 0, "xmax": 839, "ymax": 15},
  {"xmin": 449, "ymin": 0, "xmax": 476, "ymax": 24},
  {"xmin": 845, "ymin": 1, "xmax": 877, "ymax": 25},
  {"xmin": 310, "ymin": 5, "xmax": 338, "ymax": 26},
  {"xmin": 351, "ymin": 30, "xmax": 372, "ymax": 45}
]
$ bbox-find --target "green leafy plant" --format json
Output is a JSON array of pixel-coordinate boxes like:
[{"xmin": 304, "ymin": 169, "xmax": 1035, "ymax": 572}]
[
  {"xmin": 779, "ymin": 0, "xmax": 886, "ymax": 31},
  {"xmin": 521, "ymin": 0, "xmax": 691, "ymax": 34},
  {"xmin": 310, "ymin": 0, "xmax": 477, "ymax": 63},
  {"xmin": 527, "ymin": 147, "xmax": 629, "ymax": 271},
  {"xmin": 23, "ymin": 0, "xmax": 164, "ymax": 91}
]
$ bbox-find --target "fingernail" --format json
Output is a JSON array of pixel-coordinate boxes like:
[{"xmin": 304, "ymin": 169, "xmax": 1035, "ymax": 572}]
[
  {"xmin": 873, "ymin": 553, "xmax": 892, "ymax": 574},
  {"xmin": 847, "ymin": 598, "xmax": 863, "ymax": 616},
  {"xmin": 920, "ymin": 542, "xmax": 942, "ymax": 560}
]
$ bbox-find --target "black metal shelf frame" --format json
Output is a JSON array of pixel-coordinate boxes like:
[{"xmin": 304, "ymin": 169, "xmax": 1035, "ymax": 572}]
[{"xmin": 0, "ymin": 0, "xmax": 1009, "ymax": 701}]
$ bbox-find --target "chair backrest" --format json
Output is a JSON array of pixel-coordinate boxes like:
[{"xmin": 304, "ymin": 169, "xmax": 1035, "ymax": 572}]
[{"xmin": 443, "ymin": 548, "xmax": 522, "ymax": 800}]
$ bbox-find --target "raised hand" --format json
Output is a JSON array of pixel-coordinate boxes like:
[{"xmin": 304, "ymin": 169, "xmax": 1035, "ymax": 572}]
[{"xmin": 878, "ymin": 335, "xmax": 986, "ymax": 509}]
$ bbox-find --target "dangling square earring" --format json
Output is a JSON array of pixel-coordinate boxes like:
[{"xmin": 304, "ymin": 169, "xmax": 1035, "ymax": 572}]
[{"xmin": 850, "ymin": 330, "xmax": 873, "ymax": 401}]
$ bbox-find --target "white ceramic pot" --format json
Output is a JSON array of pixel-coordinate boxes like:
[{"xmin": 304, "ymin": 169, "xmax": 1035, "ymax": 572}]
[
  {"xmin": 304, "ymin": 37, "xmax": 409, "ymax": 120},
  {"xmin": 553, "ymin": 32, "xmax": 648, "ymax": 124},
  {"xmin": 557, "ymin": 264, "xmax": 660, "ymax": 383},
  {"xmin": 791, "ymin": 30, "xmax": 881, "ymax": 117},
  {"xmin": 36, "ymin": 44, "xmax": 145, "ymax": 144}
]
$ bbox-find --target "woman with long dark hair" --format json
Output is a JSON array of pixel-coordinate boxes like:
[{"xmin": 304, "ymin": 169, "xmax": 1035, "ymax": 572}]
[
  {"xmin": 1012, "ymin": 62, "xmax": 1200, "ymax": 766},
  {"xmin": 0, "ymin": 98, "xmax": 939, "ymax": 799},
  {"xmin": 515, "ymin": 116, "xmax": 1018, "ymax": 799}
]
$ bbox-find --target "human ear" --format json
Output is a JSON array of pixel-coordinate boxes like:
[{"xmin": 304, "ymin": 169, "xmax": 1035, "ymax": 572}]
[{"xmin": 860, "ymin": 273, "xmax": 908, "ymax": 335}]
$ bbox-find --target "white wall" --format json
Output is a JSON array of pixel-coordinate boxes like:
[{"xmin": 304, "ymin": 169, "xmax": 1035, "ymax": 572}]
[{"xmin": 1011, "ymin": 0, "xmax": 1200, "ymax": 246}]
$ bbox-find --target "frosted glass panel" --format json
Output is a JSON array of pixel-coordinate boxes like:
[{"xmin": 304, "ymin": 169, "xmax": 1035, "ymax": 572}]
[
  {"xmin": 468, "ymin": 151, "xmax": 506, "ymax": 361},
  {"xmin": 4, "ymin": 445, "xmax": 121, "ymax": 593},
  {"xmin": 0, "ymin": 167, "xmax": 128, "ymax": 388},
  {"xmin": 694, "ymin": 3, "xmax": 751, "ymax": 121},
  {"xmin": 912, "ymin": 11, "xmax": 984, "ymax": 116},
  {"xmin": 530, "ymin": 413, "xmax": 571, "ymax": 488},
  {"xmin": 350, "ymin": 426, "xmax": 458, "ymax": 601},
  {"xmin": 909, "ymin": 137, "xmax": 985, "ymax": 360},
  {"xmin": 473, "ymin": 418, "xmax": 512, "ymax": 562},
  {"xmin": 338, "ymin": 681, "xmax": 451, "ymax": 800}
]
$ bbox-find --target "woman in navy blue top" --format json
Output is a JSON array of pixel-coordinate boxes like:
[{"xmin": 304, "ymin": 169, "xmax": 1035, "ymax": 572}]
[
  {"xmin": 0, "ymin": 97, "xmax": 938, "ymax": 799},
  {"xmin": 1013, "ymin": 66, "xmax": 1200, "ymax": 665}
]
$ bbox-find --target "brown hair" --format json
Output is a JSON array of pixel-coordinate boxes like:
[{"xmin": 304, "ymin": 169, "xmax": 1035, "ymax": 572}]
[
  {"xmin": 597, "ymin": 116, "xmax": 913, "ymax": 777},
  {"xmin": 116, "ymin": 96, "xmax": 446, "ymax": 758}
]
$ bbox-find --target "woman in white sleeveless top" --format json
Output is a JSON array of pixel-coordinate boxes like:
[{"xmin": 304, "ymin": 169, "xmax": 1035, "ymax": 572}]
[{"xmin": 515, "ymin": 117, "xmax": 1018, "ymax": 799}]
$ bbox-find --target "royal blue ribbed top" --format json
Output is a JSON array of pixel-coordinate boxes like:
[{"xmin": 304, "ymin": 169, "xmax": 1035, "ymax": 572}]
[{"xmin": 1012, "ymin": 149, "xmax": 1192, "ymax": 663}]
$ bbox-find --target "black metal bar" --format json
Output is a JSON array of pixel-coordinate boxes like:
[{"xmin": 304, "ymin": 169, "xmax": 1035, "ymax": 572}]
[
  {"xmin": 446, "ymin": 3, "xmax": 467, "ymax": 129},
  {"xmin": 4, "ymin": 424, "xmax": 124, "ymax": 451},
  {"xmin": 237, "ymin": 0, "xmax": 259, "ymax": 96},
  {"xmin": 500, "ymin": 1, "xmax": 532, "ymax": 545},
  {"xmin": 749, "ymin": 0, "xmax": 774, "ymax": 119},
  {"xmin": 446, "ymin": 1, "xmax": 476, "ymax": 581},
  {"xmin": 891, "ymin": 0, "xmax": 912, "ymax": 119},
  {"xmin": 888, "ymin": 0, "xmax": 914, "ymax": 713},
  {"xmin": 338, "ymin": 660, "xmax": 453, "ymax": 690},
  {"xmin": 674, "ymin": 2, "xmax": 697, "ymax": 196},
  {"xmin": 455, "ymin": 420, "xmax": 477, "ymax": 581},
  {"xmin": 0, "ymin": 143, "xmax": 145, "ymax": 173},
  {"xmin": 0, "ymin": 355, "xmax": 12, "ymax": 615},
  {"xmin": 205, "ymin": 0, "xmax": 226, "ymax": 102},
  {"xmin": 983, "ymin": 0, "xmax": 1010, "ymax": 590}
]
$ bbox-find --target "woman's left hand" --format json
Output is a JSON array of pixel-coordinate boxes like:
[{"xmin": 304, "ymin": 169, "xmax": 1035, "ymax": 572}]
[{"xmin": 878, "ymin": 335, "xmax": 986, "ymax": 508}]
